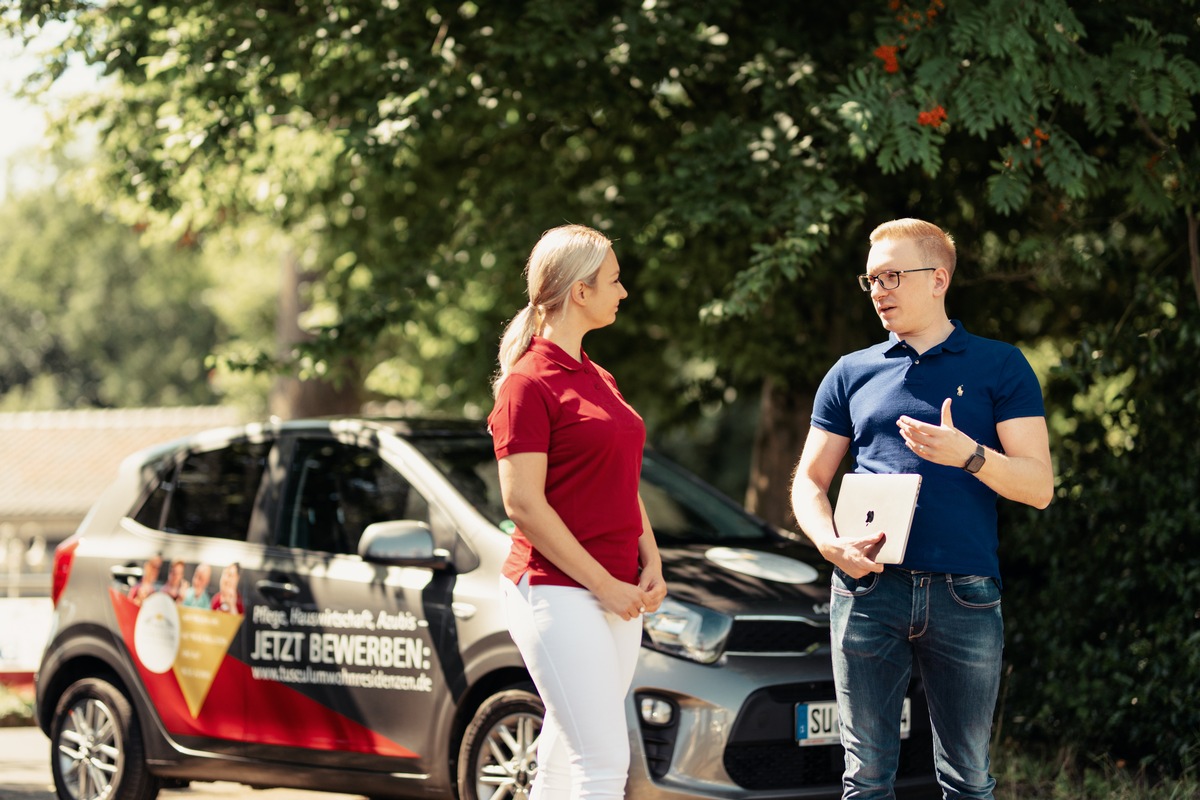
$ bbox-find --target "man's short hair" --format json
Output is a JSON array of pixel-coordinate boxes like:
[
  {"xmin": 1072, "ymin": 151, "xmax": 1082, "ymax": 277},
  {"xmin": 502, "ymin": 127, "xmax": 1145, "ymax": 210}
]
[{"xmin": 869, "ymin": 218, "xmax": 957, "ymax": 278}]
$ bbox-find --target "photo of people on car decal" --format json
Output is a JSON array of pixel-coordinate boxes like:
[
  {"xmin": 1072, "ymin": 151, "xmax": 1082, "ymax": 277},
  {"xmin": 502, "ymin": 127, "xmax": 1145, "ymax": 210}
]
[{"xmin": 110, "ymin": 557, "xmax": 244, "ymax": 719}]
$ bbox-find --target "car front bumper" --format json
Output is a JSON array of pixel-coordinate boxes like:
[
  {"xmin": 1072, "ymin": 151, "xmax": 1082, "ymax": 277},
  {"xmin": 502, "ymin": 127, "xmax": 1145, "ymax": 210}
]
[{"xmin": 624, "ymin": 648, "xmax": 941, "ymax": 800}]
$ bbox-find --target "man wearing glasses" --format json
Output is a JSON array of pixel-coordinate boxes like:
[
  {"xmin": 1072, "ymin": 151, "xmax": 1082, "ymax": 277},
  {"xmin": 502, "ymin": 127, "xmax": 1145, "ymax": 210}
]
[{"xmin": 790, "ymin": 218, "xmax": 1054, "ymax": 799}]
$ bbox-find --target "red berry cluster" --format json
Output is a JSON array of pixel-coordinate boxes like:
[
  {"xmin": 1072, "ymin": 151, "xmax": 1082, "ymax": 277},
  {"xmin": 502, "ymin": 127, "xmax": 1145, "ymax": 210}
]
[{"xmin": 917, "ymin": 106, "xmax": 948, "ymax": 128}]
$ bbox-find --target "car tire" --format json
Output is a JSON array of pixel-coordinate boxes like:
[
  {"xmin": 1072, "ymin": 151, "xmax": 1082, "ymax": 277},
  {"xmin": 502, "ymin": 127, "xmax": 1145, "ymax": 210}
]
[
  {"xmin": 49, "ymin": 676, "xmax": 162, "ymax": 800},
  {"xmin": 456, "ymin": 685, "xmax": 544, "ymax": 800}
]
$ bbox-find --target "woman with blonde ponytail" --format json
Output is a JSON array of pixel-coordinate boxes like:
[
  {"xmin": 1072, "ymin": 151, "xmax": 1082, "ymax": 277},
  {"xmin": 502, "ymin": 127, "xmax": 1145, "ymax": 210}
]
[
  {"xmin": 493, "ymin": 225, "xmax": 605, "ymax": 395},
  {"xmin": 488, "ymin": 224, "xmax": 666, "ymax": 799}
]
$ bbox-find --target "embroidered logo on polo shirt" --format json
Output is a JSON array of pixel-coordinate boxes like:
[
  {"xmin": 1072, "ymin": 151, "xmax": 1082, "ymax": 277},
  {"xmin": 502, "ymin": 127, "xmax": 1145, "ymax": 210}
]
[{"xmin": 957, "ymin": 385, "xmax": 964, "ymax": 396}]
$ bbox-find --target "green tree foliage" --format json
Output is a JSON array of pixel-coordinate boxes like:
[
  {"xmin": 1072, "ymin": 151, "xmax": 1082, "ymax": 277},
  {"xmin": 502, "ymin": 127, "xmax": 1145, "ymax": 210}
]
[
  {"xmin": 6, "ymin": 0, "xmax": 1200, "ymax": 772},
  {"xmin": 0, "ymin": 181, "xmax": 222, "ymax": 409},
  {"xmin": 6, "ymin": 2, "xmax": 886, "ymax": 411},
  {"xmin": 8, "ymin": 0, "xmax": 1195, "ymax": 442}
]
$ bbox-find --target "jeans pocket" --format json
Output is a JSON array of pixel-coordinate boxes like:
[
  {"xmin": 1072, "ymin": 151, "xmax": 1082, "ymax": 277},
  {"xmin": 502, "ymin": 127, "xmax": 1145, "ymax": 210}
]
[
  {"xmin": 831, "ymin": 568, "xmax": 880, "ymax": 598},
  {"xmin": 947, "ymin": 574, "xmax": 1001, "ymax": 609}
]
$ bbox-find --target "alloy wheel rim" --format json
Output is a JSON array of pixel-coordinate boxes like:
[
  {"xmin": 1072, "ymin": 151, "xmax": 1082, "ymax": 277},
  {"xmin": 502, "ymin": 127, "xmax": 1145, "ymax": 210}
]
[
  {"xmin": 56, "ymin": 697, "xmax": 122, "ymax": 800},
  {"xmin": 475, "ymin": 710, "xmax": 540, "ymax": 800}
]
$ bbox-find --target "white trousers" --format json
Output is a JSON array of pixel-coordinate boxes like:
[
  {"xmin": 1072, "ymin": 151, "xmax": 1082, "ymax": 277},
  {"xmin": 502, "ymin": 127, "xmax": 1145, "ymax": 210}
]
[{"xmin": 500, "ymin": 575, "xmax": 642, "ymax": 800}]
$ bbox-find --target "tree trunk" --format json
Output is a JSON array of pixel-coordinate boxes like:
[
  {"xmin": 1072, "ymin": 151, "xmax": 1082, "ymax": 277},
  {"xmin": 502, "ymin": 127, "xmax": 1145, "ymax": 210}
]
[
  {"xmin": 270, "ymin": 250, "xmax": 363, "ymax": 420},
  {"xmin": 1188, "ymin": 207, "xmax": 1200, "ymax": 310},
  {"xmin": 744, "ymin": 376, "xmax": 813, "ymax": 532},
  {"xmin": 743, "ymin": 274, "xmax": 866, "ymax": 531}
]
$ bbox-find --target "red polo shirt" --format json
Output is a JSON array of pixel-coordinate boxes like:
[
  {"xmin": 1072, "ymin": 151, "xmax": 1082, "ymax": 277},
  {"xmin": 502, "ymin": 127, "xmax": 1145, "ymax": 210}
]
[{"xmin": 488, "ymin": 337, "xmax": 646, "ymax": 587}]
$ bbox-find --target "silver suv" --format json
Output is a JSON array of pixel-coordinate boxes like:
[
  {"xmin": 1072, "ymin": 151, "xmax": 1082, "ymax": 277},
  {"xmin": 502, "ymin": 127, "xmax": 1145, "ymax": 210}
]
[{"xmin": 36, "ymin": 418, "xmax": 938, "ymax": 800}]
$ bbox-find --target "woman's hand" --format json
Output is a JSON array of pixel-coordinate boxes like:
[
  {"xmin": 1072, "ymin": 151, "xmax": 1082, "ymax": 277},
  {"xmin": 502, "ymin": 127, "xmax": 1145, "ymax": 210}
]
[
  {"xmin": 637, "ymin": 565, "xmax": 667, "ymax": 614},
  {"xmin": 594, "ymin": 577, "xmax": 655, "ymax": 621},
  {"xmin": 634, "ymin": 496, "xmax": 666, "ymax": 614}
]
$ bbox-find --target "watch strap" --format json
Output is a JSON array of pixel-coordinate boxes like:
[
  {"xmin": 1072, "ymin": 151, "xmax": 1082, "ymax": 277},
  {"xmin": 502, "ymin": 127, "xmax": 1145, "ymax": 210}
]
[{"xmin": 963, "ymin": 442, "xmax": 986, "ymax": 474}]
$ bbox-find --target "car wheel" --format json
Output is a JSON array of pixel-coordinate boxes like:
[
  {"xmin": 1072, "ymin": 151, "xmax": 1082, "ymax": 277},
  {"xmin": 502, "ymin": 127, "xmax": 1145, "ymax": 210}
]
[
  {"xmin": 50, "ymin": 677, "xmax": 161, "ymax": 800},
  {"xmin": 457, "ymin": 686, "xmax": 544, "ymax": 800}
]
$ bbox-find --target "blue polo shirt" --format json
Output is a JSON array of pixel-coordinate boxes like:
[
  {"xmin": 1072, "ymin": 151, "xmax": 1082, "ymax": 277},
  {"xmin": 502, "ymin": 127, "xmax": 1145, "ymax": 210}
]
[{"xmin": 811, "ymin": 321, "xmax": 1044, "ymax": 579}]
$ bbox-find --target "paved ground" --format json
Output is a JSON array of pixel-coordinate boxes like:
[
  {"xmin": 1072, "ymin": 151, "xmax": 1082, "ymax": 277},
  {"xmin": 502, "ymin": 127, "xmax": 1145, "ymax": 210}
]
[{"xmin": 0, "ymin": 726, "xmax": 369, "ymax": 800}]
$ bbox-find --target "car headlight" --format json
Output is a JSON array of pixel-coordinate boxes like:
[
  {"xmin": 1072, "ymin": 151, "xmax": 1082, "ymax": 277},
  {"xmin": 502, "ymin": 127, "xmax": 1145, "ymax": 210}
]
[{"xmin": 642, "ymin": 597, "xmax": 732, "ymax": 665}]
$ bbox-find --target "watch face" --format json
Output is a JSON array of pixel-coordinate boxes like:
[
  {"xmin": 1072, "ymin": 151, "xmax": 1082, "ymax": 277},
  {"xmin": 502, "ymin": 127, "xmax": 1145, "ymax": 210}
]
[{"xmin": 964, "ymin": 448, "xmax": 986, "ymax": 474}]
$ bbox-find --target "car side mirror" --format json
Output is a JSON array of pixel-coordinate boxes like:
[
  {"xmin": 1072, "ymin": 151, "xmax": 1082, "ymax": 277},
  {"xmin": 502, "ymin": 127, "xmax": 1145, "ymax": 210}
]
[{"xmin": 359, "ymin": 521, "xmax": 451, "ymax": 569}]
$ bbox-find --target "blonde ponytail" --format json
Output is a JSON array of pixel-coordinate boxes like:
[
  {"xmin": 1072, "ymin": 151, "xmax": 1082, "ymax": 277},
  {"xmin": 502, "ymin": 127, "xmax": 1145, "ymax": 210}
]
[
  {"xmin": 494, "ymin": 305, "xmax": 541, "ymax": 395},
  {"xmin": 492, "ymin": 224, "xmax": 612, "ymax": 396}
]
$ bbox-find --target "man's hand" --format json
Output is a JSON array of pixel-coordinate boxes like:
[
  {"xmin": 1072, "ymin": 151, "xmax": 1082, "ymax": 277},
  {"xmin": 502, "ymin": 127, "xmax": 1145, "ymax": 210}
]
[
  {"xmin": 897, "ymin": 397, "xmax": 974, "ymax": 467},
  {"xmin": 818, "ymin": 533, "xmax": 887, "ymax": 579}
]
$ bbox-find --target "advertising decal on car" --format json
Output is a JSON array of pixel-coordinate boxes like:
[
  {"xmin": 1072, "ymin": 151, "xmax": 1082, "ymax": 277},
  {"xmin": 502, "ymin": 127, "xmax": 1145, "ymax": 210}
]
[
  {"xmin": 116, "ymin": 557, "xmax": 245, "ymax": 717},
  {"xmin": 109, "ymin": 558, "xmax": 424, "ymax": 758},
  {"xmin": 246, "ymin": 604, "xmax": 435, "ymax": 693},
  {"xmin": 129, "ymin": 589, "xmax": 243, "ymax": 716}
]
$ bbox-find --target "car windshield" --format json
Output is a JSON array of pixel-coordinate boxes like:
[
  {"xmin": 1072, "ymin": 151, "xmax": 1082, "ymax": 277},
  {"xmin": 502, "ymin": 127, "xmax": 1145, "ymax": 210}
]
[{"xmin": 410, "ymin": 435, "xmax": 770, "ymax": 545}]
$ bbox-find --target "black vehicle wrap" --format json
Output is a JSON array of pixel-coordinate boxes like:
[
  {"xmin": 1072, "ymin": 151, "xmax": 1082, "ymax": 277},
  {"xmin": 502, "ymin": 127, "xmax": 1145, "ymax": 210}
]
[{"xmin": 92, "ymin": 424, "xmax": 489, "ymax": 785}]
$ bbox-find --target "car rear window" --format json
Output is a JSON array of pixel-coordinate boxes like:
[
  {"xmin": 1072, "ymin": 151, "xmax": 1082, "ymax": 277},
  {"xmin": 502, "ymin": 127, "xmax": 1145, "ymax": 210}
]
[{"xmin": 133, "ymin": 440, "xmax": 271, "ymax": 541}]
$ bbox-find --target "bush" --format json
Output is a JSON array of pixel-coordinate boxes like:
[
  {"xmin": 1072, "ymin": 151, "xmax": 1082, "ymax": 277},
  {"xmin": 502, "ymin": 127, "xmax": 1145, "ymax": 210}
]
[
  {"xmin": 1000, "ymin": 270, "xmax": 1200, "ymax": 775},
  {"xmin": 994, "ymin": 742, "xmax": 1200, "ymax": 800},
  {"xmin": 0, "ymin": 683, "xmax": 34, "ymax": 728}
]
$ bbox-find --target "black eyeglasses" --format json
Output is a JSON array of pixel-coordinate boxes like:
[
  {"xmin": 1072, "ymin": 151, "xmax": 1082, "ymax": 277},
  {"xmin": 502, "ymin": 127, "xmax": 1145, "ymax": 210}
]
[{"xmin": 857, "ymin": 267, "xmax": 936, "ymax": 292}]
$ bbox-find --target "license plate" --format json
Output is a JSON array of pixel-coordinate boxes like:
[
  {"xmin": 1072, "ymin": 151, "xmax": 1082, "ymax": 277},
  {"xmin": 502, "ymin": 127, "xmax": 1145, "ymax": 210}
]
[{"xmin": 795, "ymin": 698, "xmax": 911, "ymax": 747}]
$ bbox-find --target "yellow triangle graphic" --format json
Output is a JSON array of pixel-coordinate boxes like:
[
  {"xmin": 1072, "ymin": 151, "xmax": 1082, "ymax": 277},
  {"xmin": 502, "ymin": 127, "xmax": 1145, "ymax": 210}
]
[{"xmin": 173, "ymin": 606, "xmax": 244, "ymax": 718}]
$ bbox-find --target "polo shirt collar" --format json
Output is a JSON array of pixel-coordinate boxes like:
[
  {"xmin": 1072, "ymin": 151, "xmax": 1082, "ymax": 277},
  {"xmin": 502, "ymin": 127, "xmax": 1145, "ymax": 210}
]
[
  {"xmin": 528, "ymin": 336, "xmax": 594, "ymax": 372},
  {"xmin": 884, "ymin": 319, "xmax": 969, "ymax": 357}
]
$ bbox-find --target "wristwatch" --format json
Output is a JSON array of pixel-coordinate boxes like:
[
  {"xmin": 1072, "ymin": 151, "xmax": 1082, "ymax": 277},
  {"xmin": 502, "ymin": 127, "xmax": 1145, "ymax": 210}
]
[{"xmin": 963, "ymin": 442, "xmax": 986, "ymax": 474}]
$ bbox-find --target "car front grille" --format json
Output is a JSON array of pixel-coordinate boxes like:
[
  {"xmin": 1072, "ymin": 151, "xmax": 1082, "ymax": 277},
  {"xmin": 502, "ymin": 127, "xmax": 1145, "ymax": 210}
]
[
  {"xmin": 722, "ymin": 680, "xmax": 934, "ymax": 792},
  {"xmin": 724, "ymin": 741, "xmax": 844, "ymax": 788},
  {"xmin": 724, "ymin": 617, "xmax": 829, "ymax": 655},
  {"xmin": 723, "ymin": 737, "xmax": 934, "ymax": 790}
]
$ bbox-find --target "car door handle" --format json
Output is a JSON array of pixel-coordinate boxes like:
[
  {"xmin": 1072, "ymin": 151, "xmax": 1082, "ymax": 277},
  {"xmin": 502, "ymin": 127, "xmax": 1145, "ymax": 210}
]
[
  {"xmin": 256, "ymin": 580, "xmax": 301, "ymax": 600},
  {"xmin": 111, "ymin": 565, "xmax": 142, "ymax": 581}
]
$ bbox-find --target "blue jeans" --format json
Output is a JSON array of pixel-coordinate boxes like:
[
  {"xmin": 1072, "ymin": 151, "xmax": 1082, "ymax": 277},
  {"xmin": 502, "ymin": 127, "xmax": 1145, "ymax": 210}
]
[{"xmin": 830, "ymin": 566, "xmax": 1003, "ymax": 800}]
